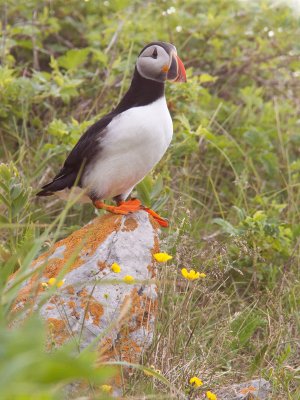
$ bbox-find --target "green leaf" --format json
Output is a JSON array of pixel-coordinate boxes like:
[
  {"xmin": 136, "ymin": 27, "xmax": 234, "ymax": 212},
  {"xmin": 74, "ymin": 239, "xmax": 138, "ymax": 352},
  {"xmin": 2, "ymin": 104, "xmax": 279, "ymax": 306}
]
[
  {"xmin": 0, "ymin": 164, "xmax": 11, "ymax": 182},
  {"xmin": 47, "ymin": 119, "xmax": 68, "ymax": 137},
  {"xmin": 11, "ymin": 192, "xmax": 28, "ymax": 218},
  {"xmin": 57, "ymin": 48, "xmax": 90, "ymax": 70},
  {"xmin": 136, "ymin": 175, "xmax": 152, "ymax": 207},
  {"xmin": 199, "ymin": 73, "xmax": 217, "ymax": 84},
  {"xmin": 250, "ymin": 344, "xmax": 268, "ymax": 373},
  {"xmin": 230, "ymin": 311, "xmax": 265, "ymax": 350},
  {"xmin": 213, "ymin": 218, "xmax": 239, "ymax": 235},
  {"xmin": 151, "ymin": 175, "xmax": 164, "ymax": 198}
]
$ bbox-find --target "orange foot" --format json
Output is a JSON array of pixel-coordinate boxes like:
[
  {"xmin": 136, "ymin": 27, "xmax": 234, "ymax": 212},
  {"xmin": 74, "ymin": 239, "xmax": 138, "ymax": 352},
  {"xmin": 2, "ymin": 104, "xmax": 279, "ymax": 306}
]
[
  {"xmin": 141, "ymin": 206, "xmax": 169, "ymax": 228},
  {"xmin": 93, "ymin": 199, "xmax": 169, "ymax": 228},
  {"xmin": 93, "ymin": 198, "xmax": 141, "ymax": 215}
]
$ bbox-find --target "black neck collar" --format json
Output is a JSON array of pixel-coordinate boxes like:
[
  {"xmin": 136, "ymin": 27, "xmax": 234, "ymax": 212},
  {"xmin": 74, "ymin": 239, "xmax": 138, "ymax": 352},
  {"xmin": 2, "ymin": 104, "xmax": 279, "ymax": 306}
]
[{"xmin": 114, "ymin": 68, "xmax": 165, "ymax": 114}]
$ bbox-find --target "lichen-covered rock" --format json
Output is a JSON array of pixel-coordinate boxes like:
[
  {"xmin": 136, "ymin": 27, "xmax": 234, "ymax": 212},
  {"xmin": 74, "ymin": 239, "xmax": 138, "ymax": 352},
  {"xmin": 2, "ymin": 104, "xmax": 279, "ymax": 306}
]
[
  {"xmin": 11, "ymin": 211, "xmax": 159, "ymax": 366},
  {"xmin": 216, "ymin": 378, "xmax": 271, "ymax": 400}
]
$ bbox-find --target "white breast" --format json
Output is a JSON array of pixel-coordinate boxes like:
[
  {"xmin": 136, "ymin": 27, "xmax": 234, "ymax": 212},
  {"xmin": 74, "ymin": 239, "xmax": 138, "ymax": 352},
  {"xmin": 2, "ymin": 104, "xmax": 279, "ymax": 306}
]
[{"xmin": 82, "ymin": 96, "xmax": 173, "ymax": 200}]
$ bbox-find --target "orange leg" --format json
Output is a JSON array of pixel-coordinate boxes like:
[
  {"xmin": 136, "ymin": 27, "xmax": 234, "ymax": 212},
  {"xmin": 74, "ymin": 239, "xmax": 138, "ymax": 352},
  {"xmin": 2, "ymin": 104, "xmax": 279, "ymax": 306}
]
[
  {"xmin": 93, "ymin": 198, "xmax": 169, "ymax": 228},
  {"xmin": 93, "ymin": 198, "xmax": 142, "ymax": 214}
]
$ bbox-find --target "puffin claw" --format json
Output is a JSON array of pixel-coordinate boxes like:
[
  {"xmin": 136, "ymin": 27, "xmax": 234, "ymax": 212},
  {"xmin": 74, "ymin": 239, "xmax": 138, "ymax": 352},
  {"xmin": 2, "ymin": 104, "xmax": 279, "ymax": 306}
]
[{"xmin": 140, "ymin": 206, "xmax": 169, "ymax": 228}]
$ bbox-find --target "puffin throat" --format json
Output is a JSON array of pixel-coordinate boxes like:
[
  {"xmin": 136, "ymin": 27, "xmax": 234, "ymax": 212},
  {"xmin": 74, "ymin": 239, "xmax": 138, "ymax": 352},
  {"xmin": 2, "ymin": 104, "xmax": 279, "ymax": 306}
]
[{"xmin": 115, "ymin": 67, "xmax": 165, "ymax": 113}]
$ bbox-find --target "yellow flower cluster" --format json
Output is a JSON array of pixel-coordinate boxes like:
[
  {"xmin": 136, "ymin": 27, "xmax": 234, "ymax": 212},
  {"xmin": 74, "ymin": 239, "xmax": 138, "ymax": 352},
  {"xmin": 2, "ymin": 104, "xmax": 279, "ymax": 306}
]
[
  {"xmin": 123, "ymin": 275, "xmax": 135, "ymax": 284},
  {"xmin": 42, "ymin": 277, "xmax": 65, "ymax": 288},
  {"xmin": 189, "ymin": 376, "xmax": 217, "ymax": 399},
  {"xmin": 110, "ymin": 262, "xmax": 135, "ymax": 283},
  {"xmin": 111, "ymin": 262, "xmax": 121, "ymax": 273},
  {"xmin": 181, "ymin": 268, "xmax": 206, "ymax": 280},
  {"xmin": 100, "ymin": 384, "xmax": 112, "ymax": 393},
  {"xmin": 153, "ymin": 252, "xmax": 172, "ymax": 262},
  {"xmin": 206, "ymin": 391, "xmax": 217, "ymax": 400},
  {"xmin": 189, "ymin": 376, "xmax": 203, "ymax": 387}
]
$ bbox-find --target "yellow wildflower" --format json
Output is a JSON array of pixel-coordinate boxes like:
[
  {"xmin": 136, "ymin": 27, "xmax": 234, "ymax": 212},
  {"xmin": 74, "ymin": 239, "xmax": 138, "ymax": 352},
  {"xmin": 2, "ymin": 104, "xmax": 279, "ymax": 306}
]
[
  {"xmin": 41, "ymin": 282, "xmax": 48, "ymax": 289},
  {"xmin": 153, "ymin": 252, "xmax": 173, "ymax": 262},
  {"xmin": 181, "ymin": 268, "xmax": 206, "ymax": 281},
  {"xmin": 47, "ymin": 277, "xmax": 65, "ymax": 288},
  {"xmin": 206, "ymin": 391, "xmax": 217, "ymax": 400},
  {"xmin": 100, "ymin": 384, "xmax": 112, "ymax": 393},
  {"xmin": 123, "ymin": 275, "xmax": 135, "ymax": 284},
  {"xmin": 48, "ymin": 277, "xmax": 57, "ymax": 286},
  {"xmin": 111, "ymin": 262, "xmax": 121, "ymax": 273},
  {"xmin": 189, "ymin": 376, "xmax": 203, "ymax": 387},
  {"xmin": 56, "ymin": 279, "xmax": 65, "ymax": 288}
]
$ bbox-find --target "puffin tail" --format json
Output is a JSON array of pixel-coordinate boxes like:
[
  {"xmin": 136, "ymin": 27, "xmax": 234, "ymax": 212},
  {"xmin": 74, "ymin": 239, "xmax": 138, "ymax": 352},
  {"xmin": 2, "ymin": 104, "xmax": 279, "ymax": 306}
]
[
  {"xmin": 36, "ymin": 171, "xmax": 77, "ymax": 197},
  {"xmin": 36, "ymin": 189, "xmax": 54, "ymax": 196}
]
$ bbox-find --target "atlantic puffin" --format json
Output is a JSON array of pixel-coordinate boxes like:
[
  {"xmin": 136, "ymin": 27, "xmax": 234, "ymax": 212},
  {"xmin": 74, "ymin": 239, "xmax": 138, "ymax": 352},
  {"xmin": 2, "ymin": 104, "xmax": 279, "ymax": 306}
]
[{"xmin": 37, "ymin": 41, "xmax": 186, "ymax": 227}]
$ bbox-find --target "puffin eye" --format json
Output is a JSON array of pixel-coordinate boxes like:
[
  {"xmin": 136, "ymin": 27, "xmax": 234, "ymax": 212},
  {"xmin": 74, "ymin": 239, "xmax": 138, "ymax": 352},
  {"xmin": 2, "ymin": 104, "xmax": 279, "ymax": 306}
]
[{"xmin": 152, "ymin": 48, "xmax": 158, "ymax": 59}]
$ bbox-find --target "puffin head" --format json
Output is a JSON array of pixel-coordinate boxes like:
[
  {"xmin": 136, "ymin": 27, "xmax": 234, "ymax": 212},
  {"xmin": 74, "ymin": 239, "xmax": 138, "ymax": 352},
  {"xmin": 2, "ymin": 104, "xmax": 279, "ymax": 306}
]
[{"xmin": 136, "ymin": 41, "xmax": 186, "ymax": 83}]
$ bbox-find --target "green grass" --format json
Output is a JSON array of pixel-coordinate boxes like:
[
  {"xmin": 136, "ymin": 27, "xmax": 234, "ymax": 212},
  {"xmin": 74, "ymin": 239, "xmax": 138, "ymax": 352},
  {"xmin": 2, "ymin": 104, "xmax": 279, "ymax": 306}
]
[{"xmin": 1, "ymin": 0, "xmax": 300, "ymax": 398}]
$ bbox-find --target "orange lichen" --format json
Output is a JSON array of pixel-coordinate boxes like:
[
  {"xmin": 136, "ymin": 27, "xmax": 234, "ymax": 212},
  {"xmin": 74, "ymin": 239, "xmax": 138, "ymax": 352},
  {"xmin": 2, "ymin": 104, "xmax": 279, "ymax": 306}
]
[
  {"xmin": 97, "ymin": 261, "xmax": 107, "ymax": 271},
  {"xmin": 240, "ymin": 386, "xmax": 256, "ymax": 395},
  {"xmin": 12, "ymin": 215, "xmax": 122, "ymax": 313},
  {"xmin": 99, "ymin": 337, "xmax": 114, "ymax": 361},
  {"xmin": 42, "ymin": 214, "xmax": 121, "ymax": 277},
  {"xmin": 119, "ymin": 288, "xmax": 158, "ymax": 334},
  {"xmin": 47, "ymin": 318, "xmax": 69, "ymax": 346},
  {"xmin": 122, "ymin": 217, "xmax": 138, "ymax": 232},
  {"xmin": 147, "ymin": 264, "xmax": 156, "ymax": 279},
  {"xmin": 68, "ymin": 300, "xmax": 80, "ymax": 319},
  {"xmin": 79, "ymin": 290, "xmax": 104, "ymax": 326},
  {"xmin": 97, "ymin": 287, "xmax": 157, "ymax": 366},
  {"xmin": 68, "ymin": 300, "xmax": 76, "ymax": 308},
  {"xmin": 78, "ymin": 287, "xmax": 89, "ymax": 298},
  {"xmin": 104, "ymin": 336, "xmax": 141, "ymax": 365},
  {"xmin": 12, "ymin": 279, "xmax": 43, "ymax": 312},
  {"xmin": 147, "ymin": 233, "xmax": 159, "ymax": 278},
  {"xmin": 66, "ymin": 285, "xmax": 75, "ymax": 295},
  {"xmin": 117, "ymin": 337, "xmax": 141, "ymax": 363},
  {"xmin": 37, "ymin": 214, "xmax": 121, "ymax": 279},
  {"xmin": 88, "ymin": 302, "xmax": 104, "ymax": 326},
  {"xmin": 49, "ymin": 294, "xmax": 59, "ymax": 304},
  {"xmin": 152, "ymin": 234, "xmax": 160, "ymax": 255}
]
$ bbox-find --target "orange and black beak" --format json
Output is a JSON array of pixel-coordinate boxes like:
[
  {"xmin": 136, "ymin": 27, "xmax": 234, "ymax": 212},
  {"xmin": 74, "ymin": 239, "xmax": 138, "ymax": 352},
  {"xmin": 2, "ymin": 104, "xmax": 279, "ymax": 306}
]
[{"xmin": 167, "ymin": 52, "xmax": 187, "ymax": 82}]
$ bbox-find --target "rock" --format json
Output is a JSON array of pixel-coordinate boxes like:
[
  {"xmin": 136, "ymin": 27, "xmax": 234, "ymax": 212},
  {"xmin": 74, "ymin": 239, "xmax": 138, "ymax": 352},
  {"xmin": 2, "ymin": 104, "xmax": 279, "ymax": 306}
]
[
  {"xmin": 11, "ymin": 211, "xmax": 159, "ymax": 367},
  {"xmin": 216, "ymin": 378, "xmax": 271, "ymax": 400}
]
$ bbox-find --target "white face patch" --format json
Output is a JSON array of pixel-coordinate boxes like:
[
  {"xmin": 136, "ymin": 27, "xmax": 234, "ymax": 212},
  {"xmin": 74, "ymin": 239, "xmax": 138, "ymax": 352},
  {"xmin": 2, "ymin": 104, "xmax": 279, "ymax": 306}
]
[{"xmin": 136, "ymin": 45, "xmax": 171, "ymax": 82}]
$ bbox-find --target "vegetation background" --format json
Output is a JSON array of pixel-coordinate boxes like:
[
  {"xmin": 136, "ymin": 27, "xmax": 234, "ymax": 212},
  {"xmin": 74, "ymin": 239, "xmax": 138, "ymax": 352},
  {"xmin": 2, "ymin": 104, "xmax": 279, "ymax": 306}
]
[{"xmin": 0, "ymin": 0, "xmax": 300, "ymax": 398}]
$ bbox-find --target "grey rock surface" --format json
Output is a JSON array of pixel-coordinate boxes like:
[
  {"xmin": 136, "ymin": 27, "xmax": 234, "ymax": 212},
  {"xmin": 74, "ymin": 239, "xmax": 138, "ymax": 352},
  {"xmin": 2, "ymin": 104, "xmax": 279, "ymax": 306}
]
[
  {"xmin": 216, "ymin": 378, "xmax": 271, "ymax": 400},
  {"xmin": 12, "ymin": 212, "xmax": 159, "ymax": 365}
]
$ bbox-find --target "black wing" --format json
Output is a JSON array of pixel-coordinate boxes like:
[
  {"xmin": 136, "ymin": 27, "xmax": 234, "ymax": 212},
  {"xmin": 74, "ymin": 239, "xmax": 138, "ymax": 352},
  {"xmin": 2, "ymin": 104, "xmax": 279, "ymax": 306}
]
[{"xmin": 37, "ymin": 113, "xmax": 114, "ymax": 196}]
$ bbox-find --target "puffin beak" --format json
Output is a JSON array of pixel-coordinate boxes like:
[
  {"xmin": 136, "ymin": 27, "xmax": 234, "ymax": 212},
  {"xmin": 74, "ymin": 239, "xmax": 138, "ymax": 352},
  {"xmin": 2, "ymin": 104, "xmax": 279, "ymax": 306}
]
[{"xmin": 166, "ymin": 53, "xmax": 187, "ymax": 82}]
